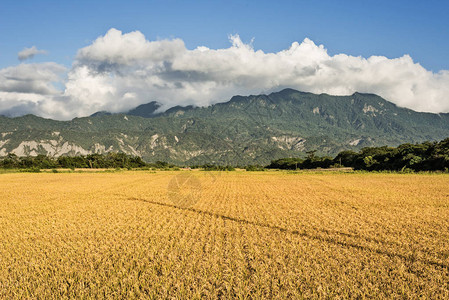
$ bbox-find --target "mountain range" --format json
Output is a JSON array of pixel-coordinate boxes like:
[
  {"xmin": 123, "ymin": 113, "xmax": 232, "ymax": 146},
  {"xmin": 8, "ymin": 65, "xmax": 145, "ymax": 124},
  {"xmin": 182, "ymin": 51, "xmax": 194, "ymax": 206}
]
[{"xmin": 1, "ymin": 88, "xmax": 449, "ymax": 165}]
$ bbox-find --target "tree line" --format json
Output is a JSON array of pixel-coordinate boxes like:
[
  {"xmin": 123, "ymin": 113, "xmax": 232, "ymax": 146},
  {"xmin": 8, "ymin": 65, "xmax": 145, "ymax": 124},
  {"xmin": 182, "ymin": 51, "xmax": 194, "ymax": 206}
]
[
  {"xmin": 0, "ymin": 152, "xmax": 149, "ymax": 170},
  {"xmin": 267, "ymin": 138, "xmax": 449, "ymax": 172}
]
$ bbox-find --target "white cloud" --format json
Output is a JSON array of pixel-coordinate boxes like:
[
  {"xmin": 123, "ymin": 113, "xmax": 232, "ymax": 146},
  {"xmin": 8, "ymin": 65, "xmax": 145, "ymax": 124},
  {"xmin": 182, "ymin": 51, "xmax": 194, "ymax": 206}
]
[
  {"xmin": 17, "ymin": 46, "xmax": 48, "ymax": 61},
  {"xmin": 0, "ymin": 63, "xmax": 66, "ymax": 95},
  {"xmin": 1, "ymin": 28, "xmax": 449, "ymax": 119},
  {"xmin": 0, "ymin": 63, "xmax": 67, "ymax": 118}
]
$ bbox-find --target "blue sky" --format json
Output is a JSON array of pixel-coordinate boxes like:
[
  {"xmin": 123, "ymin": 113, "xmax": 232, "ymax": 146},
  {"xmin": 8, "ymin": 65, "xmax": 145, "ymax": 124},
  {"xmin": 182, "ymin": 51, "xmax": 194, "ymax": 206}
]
[
  {"xmin": 1, "ymin": 0, "xmax": 449, "ymax": 119},
  {"xmin": 1, "ymin": 0, "xmax": 448, "ymax": 71}
]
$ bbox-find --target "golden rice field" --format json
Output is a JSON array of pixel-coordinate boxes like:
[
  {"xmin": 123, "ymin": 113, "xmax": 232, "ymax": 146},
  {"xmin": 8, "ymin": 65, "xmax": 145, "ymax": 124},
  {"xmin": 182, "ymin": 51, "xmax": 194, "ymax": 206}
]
[{"xmin": 0, "ymin": 170, "xmax": 448, "ymax": 298}]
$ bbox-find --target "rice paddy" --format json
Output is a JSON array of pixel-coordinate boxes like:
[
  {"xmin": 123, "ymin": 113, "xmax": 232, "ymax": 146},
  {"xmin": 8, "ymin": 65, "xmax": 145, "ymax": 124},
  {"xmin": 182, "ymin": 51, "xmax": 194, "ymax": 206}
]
[{"xmin": 0, "ymin": 170, "xmax": 448, "ymax": 298}]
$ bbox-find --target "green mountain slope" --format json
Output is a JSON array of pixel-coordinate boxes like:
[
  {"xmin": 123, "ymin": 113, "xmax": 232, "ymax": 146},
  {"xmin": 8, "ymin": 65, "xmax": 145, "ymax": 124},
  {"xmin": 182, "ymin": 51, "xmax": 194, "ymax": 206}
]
[{"xmin": 1, "ymin": 89, "xmax": 448, "ymax": 165}]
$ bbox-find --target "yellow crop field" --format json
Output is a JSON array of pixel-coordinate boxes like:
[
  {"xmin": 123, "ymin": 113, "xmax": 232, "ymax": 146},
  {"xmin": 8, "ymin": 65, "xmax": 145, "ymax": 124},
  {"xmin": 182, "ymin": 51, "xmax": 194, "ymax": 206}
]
[{"xmin": 0, "ymin": 171, "xmax": 448, "ymax": 298}]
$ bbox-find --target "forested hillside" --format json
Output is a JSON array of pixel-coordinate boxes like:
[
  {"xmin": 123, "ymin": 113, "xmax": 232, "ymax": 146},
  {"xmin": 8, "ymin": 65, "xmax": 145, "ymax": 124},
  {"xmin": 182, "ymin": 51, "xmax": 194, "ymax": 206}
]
[{"xmin": 1, "ymin": 89, "xmax": 449, "ymax": 165}]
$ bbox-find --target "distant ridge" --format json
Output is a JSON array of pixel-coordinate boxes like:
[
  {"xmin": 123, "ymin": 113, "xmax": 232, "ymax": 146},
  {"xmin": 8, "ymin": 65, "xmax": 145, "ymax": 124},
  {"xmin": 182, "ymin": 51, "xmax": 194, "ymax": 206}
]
[
  {"xmin": 90, "ymin": 111, "xmax": 112, "ymax": 117},
  {"xmin": 127, "ymin": 101, "xmax": 162, "ymax": 118}
]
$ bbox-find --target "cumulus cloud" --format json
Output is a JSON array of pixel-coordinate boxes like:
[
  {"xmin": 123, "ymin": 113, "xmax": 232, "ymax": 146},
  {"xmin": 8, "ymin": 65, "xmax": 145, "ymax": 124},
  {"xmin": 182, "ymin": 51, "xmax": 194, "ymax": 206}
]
[
  {"xmin": 0, "ymin": 63, "xmax": 67, "ymax": 118},
  {"xmin": 17, "ymin": 46, "xmax": 48, "ymax": 61},
  {"xmin": 0, "ymin": 63, "xmax": 66, "ymax": 94},
  {"xmin": 1, "ymin": 28, "xmax": 449, "ymax": 119}
]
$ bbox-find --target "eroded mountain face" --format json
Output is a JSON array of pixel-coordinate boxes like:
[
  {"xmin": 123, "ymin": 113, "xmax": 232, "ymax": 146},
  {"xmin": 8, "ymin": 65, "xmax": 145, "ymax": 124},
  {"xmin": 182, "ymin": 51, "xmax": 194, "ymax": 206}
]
[{"xmin": 1, "ymin": 89, "xmax": 449, "ymax": 165}]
